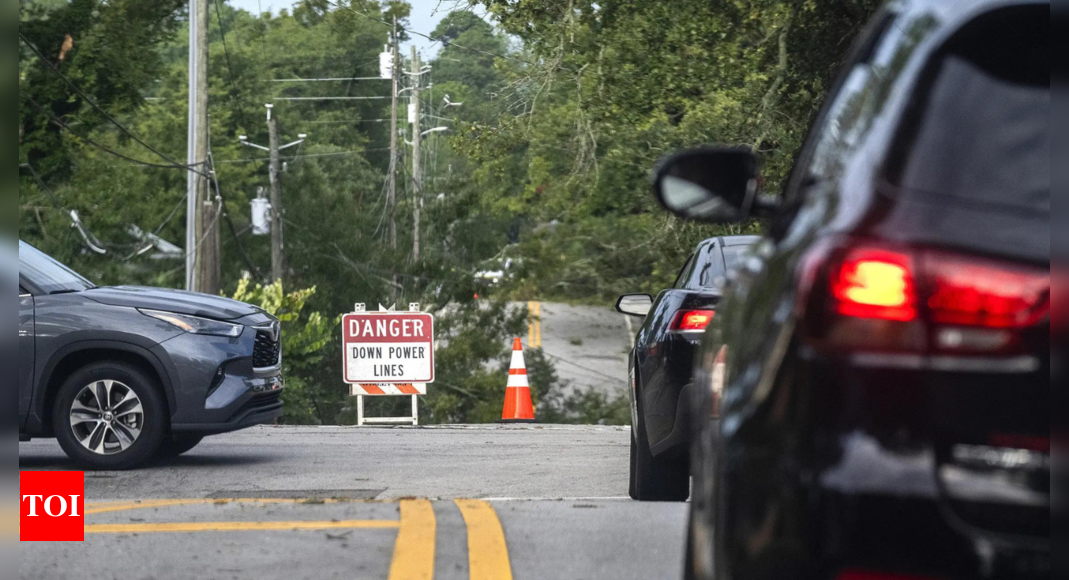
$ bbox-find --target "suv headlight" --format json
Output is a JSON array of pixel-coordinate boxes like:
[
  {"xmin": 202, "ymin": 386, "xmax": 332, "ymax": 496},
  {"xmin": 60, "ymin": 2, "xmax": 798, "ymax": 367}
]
[{"xmin": 140, "ymin": 309, "xmax": 243, "ymax": 337}]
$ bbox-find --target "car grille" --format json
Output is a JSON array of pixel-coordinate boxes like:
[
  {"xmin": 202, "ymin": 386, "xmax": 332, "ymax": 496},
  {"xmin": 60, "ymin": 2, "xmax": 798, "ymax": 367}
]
[{"xmin": 252, "ymin": 325, "xmax": 282, "ymax": 369}]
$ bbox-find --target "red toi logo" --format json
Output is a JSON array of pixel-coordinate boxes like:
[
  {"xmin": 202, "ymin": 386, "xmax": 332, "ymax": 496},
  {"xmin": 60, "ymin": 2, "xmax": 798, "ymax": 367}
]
[{"xmin": 20, "ymin": 471, "xmax": 85, "ymax": 542}]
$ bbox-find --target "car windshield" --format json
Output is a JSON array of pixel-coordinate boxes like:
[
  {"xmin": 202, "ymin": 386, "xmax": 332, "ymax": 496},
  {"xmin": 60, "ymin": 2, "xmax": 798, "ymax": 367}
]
[{"xmin": 19, "ymin": 240, "xmax": 95, "ymax": 294}]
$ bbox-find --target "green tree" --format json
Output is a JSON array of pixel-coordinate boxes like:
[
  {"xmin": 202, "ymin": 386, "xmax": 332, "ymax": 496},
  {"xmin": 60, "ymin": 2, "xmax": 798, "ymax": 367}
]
[{"xmin": 442, "ymin": 0, "xmax": 881, "ymax": 301}]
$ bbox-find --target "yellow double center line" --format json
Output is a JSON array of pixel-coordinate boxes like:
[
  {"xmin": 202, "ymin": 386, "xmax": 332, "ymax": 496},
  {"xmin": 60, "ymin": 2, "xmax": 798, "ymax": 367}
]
[
  {"xmin": 456, "ymin": 500, "xmax": 513, "ymax": 580},
  {"xmin": 83, "ymin": 498, "xmax": 513, "ymax": 580},
  {"xmin": 527, "ymin": 301, "xmax": 542, "ymax": 348}
]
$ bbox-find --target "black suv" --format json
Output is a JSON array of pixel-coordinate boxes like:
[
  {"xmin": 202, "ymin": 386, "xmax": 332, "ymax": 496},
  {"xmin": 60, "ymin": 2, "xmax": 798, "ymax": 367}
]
[
  {"xmin": 653, "ymin": 1, "xmax": 1049, "ymax": 579},
  {"xmin": 19, "ymin": 241, "xmax": 284, "ymax": 469}
]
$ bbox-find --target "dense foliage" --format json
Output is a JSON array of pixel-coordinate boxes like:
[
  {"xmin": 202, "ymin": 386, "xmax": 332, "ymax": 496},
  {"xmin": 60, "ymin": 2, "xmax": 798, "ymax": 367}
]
[
  {"xmin": 18, "ymin": 0, "xmax": 879, "ymax": 424},
  {"xmin": 458, "ymin": 0, "xmax": 881, "ymax": 300},
  {"xmin": 229, "ymin": 280, "xmax": 335, "ymax": 423}
]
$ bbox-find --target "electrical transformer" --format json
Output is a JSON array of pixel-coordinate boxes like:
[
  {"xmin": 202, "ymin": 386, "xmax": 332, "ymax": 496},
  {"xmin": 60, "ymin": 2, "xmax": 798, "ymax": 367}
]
[{"xmin": 251, "ymin": 197, "xmax": 271, "ymax": 235}]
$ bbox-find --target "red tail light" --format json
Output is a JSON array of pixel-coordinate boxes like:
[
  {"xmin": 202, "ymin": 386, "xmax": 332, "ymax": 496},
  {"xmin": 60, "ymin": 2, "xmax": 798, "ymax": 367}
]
[
  {"xmin": 803, "ymin": 239, "xmax": 1049, "ymax": 356},
  {"xmin": 926, "ymin": 253, "xmax": 1049, "ymax": 329},
  {"xmin": 831, "ymin": 248, "xmax": 917, "ymax": 322},
  {"xmin": 671, "ymin": 310, "xmax": 716, "ymax": 333}
]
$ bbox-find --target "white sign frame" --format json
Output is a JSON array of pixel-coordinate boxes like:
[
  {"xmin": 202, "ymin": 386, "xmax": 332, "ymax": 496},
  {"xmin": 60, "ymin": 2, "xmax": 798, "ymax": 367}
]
[
  {"xmin": 342, "ymin": 311, "xmax": 435, "ymax": 385},
  {"xmin": 343, "ymin": 304, "xmax": 434, "ymax": 426}
]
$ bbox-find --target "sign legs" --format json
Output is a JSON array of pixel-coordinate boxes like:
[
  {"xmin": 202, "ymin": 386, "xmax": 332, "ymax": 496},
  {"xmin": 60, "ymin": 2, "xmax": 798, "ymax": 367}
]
[{"xmin": 355, "ymin": 394, "xmax": 419, "ymax": 427}]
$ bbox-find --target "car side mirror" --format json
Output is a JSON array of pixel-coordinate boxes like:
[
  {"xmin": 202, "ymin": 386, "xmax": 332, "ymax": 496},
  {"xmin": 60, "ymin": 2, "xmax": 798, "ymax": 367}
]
[
  {"xmin": 653, "ymin": 147, "xmax": 779, "ymax": 223},
  {"xmin": 616, "ymin": 294, "xmax": 654, "ymax": 317}
]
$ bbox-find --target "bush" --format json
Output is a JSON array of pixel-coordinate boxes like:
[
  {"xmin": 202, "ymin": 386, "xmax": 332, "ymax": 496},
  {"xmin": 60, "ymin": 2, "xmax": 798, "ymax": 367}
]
[{"xmin": 230, "ymin": 279, "xmax": 336, "ymax": 424}]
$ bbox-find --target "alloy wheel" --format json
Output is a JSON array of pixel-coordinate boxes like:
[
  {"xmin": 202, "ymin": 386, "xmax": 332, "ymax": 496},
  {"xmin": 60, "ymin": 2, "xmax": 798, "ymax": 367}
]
[{"xmin": 69, "ymin": 380, "xmax": 144, "ymax": 455}]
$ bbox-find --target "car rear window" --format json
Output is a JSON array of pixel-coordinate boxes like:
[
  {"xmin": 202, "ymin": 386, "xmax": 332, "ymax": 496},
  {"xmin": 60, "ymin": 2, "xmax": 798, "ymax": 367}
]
[
  {"xmin": 885, "ymin": 5, "xmax": 1048, "ymax": 215},
  {"xmin": 722, "ymin": 245, "xmax": 749, "ymax": 271}
]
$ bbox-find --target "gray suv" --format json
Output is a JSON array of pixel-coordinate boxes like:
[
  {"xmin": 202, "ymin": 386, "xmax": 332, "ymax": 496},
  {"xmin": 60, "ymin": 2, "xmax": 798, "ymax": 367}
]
[{"xmin": 18, "ymin": 240, "xmax": 284, "ymax": 469}]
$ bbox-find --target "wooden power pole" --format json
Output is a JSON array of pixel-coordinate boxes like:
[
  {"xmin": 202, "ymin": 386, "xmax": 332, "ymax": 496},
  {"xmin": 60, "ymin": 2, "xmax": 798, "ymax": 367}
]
[
  {"xmin": 186, "ymin": 0, "xmax": 210, "ymax": 292},
  {"xmin": 387, "ymin": 18, "xmax": 400, "ymax": 303},
  {"xmin": 267, "ymin": 105, "xmax": 284, "ymax": 284},
  {"xmin": 199, "ymin": 199, "xmax": 220, "ymax": 293},
  {"xmin": 411, "ymin": 46, "xmax": 422, "ymax": 262}
]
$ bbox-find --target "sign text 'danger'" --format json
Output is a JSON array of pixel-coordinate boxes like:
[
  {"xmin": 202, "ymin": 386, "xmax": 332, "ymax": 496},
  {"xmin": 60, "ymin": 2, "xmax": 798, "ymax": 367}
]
[
  {"xmin": 343, "ymin": 312, "xmax": 435, "ymax": 385},
  {"xmin": 347, "ymin": 317, "xmax": 430, "ymax": 341}
]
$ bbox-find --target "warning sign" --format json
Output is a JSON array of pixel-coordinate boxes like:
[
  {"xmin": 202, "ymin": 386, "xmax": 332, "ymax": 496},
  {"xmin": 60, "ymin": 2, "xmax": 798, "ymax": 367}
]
[{"xmin": 343, "ymin": 312, "xmax": 435, "ymax": 385}]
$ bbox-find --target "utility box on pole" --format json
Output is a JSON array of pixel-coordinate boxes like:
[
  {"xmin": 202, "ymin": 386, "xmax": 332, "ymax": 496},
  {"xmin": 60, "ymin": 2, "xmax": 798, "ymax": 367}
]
[
  {"xmin": 379, "ymin": 45, "xmax": 394, "ymax": 80},
  {"xmin": 251, "ymin": 187, "xmax": 271, "ymax": 235}
]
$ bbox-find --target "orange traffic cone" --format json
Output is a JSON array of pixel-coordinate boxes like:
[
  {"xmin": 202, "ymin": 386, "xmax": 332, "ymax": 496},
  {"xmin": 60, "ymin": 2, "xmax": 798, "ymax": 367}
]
[{"xmin": 500, "ymin": 338, "xmax": 536, "ymax": 423}]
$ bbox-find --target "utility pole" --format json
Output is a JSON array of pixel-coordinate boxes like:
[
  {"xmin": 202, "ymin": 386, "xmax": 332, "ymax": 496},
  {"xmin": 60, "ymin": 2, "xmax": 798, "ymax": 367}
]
[
  {"xmin": 267, "ymin": 105, "xmax": 284, "ymax": 284},
  {"xmin": 387, "ymin": 19, "xmax": 399, "ymax": 253},
  {"xmin": 410, "ymin": 46, "xmax": 422, "ymax": 262},
  {"xmin": 186, "ymin": 0, "xmax": 209, "ymax": 292},
  {"xmin": 387, "ymin": 18, "xmax": 400, "ymax": 302},
  {"xmin": 200, "ymin": 199, "xmax": 220, "ymax": 293},
  {"xmin": 238, "ymin": 107, "xmax": 306, "ymax": 286}
]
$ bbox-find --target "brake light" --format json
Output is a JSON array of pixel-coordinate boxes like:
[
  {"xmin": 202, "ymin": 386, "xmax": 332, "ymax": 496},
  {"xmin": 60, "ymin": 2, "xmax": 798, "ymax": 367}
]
[
  {"xmin": 831, "ymin": 249, "xmax": 916, "ymax": 322},
  {"xmin": 802, "ymin": 239, "xmax": 1049, "ymax": 356},
  {"xmin": 926, "ymin": 253, "xmax": 1049, "ymax": 329},
  {"xmin": 672, "ymin": 310, "xmax": 715, "ymax": 332}
]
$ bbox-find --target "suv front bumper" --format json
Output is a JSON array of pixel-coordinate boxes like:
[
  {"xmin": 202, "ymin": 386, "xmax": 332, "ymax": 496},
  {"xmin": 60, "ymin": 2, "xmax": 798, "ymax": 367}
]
[{"xmin": 153, "ymin": 318, "xmax": 284, "ymax": 435}]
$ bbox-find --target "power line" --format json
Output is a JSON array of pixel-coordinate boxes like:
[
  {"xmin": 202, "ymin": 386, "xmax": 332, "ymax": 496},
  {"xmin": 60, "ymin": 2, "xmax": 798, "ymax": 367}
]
[
  {"xmin": 271, "ymin": 77, "xmax": 388, "ymax": 82},
  {"xmin": 223, "ymin": 147, "xmax": 391, "ymax": 163},
  {"xmin": 23, "ymin": 136, "xmax": 188, "ymax": 244},
  {"xmin": 20, "ymin": 163, "xmax": 62, "ymax": 211},
  {"xmin": 24, "ymin": 97, "xmax": 210, "ymax": 175},
  {"xmin": 20, "ymin": 32, "xmax": 201, "ymax": 172},
  {"xmin": 20, "ymin": 163, "xmax": 145, "ymax": 256},
  {"xmin": 302, "ymin": 119, "xmax": 392, "ymax": 124},
  {"xmin": 275, "ymin": 96, "xmax": 391, "ymax": 101}
]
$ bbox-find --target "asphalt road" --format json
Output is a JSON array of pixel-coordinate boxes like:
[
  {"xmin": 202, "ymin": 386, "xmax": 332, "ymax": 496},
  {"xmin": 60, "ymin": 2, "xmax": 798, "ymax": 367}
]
[
  {"xmin": 521, "ymin": 302, "xmax": 631, "ymax": 398},
  {"xmin": 19, "ymin": 425, "xmax": 687, "ymax": 580}
]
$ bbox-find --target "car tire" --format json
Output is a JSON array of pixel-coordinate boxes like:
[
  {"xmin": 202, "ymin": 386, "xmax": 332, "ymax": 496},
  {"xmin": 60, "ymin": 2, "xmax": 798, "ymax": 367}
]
[
  {"xmin": 158, "ymin": 435, "xmax": 204, "ymax": 458},
  {"xmin": 52, "ymin": 362, "xmax": 167, "ymax": 471},
  {"xmin": 630, "ymin": 383, "xmax": 690, "ymax": 501}
]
